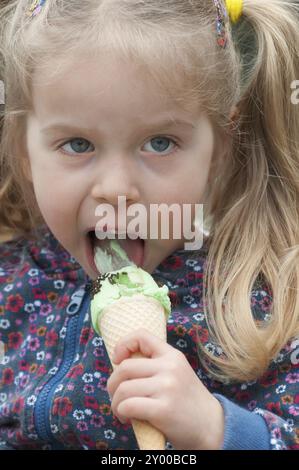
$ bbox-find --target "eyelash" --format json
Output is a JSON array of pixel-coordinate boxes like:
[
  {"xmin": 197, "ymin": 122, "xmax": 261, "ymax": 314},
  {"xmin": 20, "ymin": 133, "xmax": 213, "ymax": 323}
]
[{"xmin": 56, "ymin": 136, "xmax": 180, "ymax": 158}]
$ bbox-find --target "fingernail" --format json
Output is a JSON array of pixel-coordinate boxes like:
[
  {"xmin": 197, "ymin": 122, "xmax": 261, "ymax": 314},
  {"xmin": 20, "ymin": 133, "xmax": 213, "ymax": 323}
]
[{"xmin": 118, "ymin": 416, "xmax": 128, "ymax": 425}]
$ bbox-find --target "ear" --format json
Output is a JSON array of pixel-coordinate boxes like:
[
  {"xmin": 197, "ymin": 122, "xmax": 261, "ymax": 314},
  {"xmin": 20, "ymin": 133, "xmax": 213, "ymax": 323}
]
[{"xmin": 229, "ymin": 105, "xmax": 239, "ymax": 122}]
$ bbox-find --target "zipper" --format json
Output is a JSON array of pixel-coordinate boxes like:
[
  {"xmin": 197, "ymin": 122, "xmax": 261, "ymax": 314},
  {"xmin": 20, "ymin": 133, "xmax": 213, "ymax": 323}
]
[{"xmin": 34, "ymin": 287, "xmax": 90, "ymax": 445}]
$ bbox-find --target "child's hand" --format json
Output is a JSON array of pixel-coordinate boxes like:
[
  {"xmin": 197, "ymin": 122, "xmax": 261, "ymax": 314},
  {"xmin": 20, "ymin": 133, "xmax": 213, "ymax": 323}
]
[{"xmin": 106, "ymin": 328, "xmax": 224, "ymax": 450}]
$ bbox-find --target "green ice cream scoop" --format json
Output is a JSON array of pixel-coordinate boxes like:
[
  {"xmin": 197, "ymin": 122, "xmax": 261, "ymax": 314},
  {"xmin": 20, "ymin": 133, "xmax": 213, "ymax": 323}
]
[{"xmin": 90, "ymin": 265, "xmax": 171, "ymax": 336}]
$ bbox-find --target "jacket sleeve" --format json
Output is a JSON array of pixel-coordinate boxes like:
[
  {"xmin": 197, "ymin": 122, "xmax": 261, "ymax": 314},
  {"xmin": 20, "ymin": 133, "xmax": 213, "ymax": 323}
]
[
  {"xmin": 214, "ymin": 337, "xmax": 299, "ymax": 450},
  {"xmin": 214, "ymin": 393, "xmax": 270, "ymax": 449}
]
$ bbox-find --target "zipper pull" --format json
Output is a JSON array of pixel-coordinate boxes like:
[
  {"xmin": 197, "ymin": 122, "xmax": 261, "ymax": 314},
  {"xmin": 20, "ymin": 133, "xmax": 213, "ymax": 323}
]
[{"xmin": 66, "ymin": 288, "xmax": 86, "ymax": 316}]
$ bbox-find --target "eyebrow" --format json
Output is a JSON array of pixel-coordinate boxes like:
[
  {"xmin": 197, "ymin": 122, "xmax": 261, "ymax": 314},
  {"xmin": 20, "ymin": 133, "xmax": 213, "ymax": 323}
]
[{"xmin": 40, "ymin": 119, "xmax": 196, "ymax": 136}]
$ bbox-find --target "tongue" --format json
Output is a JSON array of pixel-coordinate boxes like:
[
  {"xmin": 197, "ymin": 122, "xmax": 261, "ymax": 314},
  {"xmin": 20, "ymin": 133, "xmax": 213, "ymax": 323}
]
[
  {"xmin": 117, "ymin": 238, "xmax": 144, "ymax": 267},
  {"xmin": 93, "ymin": 236, "xmax": 144, "ymax": 272}
]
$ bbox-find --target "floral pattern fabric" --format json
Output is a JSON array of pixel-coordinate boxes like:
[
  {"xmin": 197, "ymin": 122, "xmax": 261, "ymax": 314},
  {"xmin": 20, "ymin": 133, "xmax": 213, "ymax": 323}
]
[{"xmin": 0, "ymin": 225, "xmax": 298, "ymax": 450}]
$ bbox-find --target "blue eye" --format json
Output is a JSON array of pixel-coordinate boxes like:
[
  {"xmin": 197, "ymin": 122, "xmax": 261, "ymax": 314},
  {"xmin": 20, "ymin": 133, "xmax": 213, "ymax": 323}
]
[
  {"xmin": 58, "ymin": 136, "xmax": 178, "ymax": 157},
  {"xmin": 143, "ymin": 137, "xmax": 177, "ymax": 155},
  {"xmin": 60, "ymin": 138, "xmax": 94, "ymax": 155}
]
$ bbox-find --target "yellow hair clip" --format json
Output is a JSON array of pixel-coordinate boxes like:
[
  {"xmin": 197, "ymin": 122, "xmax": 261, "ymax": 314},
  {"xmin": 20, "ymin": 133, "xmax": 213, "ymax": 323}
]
[{"xmin": 225, "ymin": 0, "xmax": 243, "ymax": 24}]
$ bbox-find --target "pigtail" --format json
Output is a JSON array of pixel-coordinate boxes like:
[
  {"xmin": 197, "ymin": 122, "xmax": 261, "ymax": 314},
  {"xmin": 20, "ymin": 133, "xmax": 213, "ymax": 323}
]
[
  {"xmin": 202, "ymin": 0, "xmax": 299, "ymax": 381},
  {"xmin": 0, "ymin": 1, "xmax": 43, "ymax": 242},
  {"xmin": 0, "ymin": 76, "xmax": 4, "ymax": 146},
  {"xmin": 0, "ymin": 1, "xmax": 8, "ymax": 143},
  {"xmin": 0, "ymin": 1, "xmax": 13, "ymax": 243}
]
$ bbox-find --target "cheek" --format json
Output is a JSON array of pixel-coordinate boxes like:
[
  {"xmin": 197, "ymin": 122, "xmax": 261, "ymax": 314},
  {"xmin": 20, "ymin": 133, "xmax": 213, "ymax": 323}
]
[
  {"xmin": 182, "ymin": 157, "xmax": 213, "ymax": 204},
  {"xmin": 25, "ymin": 119, "xmax": 88, "ymax": 252},
  {"xmin": 31, "ymin": 175, "xmax": 80, "ymax": 254},
  {"xmin": 160, "ymin": 146, "xmax": 214, "ymax": 206},
  {"xmin": 165, "ymin": 166, "xmax": 211, "ymax": 205},
  {"xmin": 28, "ymin": 156, "xmax": 79, "ymax": 232}
]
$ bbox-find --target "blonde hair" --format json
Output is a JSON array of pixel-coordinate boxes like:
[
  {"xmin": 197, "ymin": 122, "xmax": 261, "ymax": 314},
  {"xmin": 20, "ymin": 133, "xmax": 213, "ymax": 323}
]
[{"xmin": 0, "ymin": 0, "xmax": 299, "ymax": 382}]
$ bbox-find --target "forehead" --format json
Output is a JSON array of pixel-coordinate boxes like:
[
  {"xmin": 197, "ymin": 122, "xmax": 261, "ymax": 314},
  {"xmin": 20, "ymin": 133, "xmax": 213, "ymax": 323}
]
[{"xmin": 31, "ymin": 51, "xmax": 198, "ymax": 122}]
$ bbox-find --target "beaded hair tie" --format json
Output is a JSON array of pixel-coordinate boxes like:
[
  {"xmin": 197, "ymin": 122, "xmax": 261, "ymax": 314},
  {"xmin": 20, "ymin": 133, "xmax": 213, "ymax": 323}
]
[
  {"xmin": 26, "ymin": 0, "xmax": 46, "ymax": 19},
  {"xmin": 215, "ymin": 0, "xmax": 243, "ymax": 49},
  {"xmin": 214, "ymin": 0, "xmax": 229, "ymax": 48}
]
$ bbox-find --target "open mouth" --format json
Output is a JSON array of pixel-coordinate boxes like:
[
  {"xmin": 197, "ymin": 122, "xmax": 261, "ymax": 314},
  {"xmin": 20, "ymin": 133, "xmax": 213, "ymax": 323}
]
[{"xmin": 86, "ymin": 230, "xmax": 145, "ymax": 273}]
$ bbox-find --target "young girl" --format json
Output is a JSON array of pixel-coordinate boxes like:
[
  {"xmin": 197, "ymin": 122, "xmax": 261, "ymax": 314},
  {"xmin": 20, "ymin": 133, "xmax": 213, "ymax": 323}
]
[{"xmin": 0, "ymin": 0, "xmax": 298, "ymax": 450}]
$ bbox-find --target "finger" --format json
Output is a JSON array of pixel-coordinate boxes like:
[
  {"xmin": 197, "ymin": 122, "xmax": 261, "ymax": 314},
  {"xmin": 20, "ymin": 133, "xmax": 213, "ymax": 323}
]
[
  {"xmin": 117, "ymin": 396, "xmax": 163, "ymax": 426},
  {"xmin": 113, "ymin": 328, "xmax": 169, "ymax": 365},
  {"xmin": 111, "ymin": 377, "xmax": 157, "ymax": 418},
  {"xmin": 107, "ymin": 357, "xmax": 158, "ymax": 398}
]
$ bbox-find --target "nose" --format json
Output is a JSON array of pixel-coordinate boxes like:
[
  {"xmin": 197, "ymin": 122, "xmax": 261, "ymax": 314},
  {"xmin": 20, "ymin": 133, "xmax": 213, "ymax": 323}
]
[{"xmin": 90, "ymin": 157, "xmax": 141, "ymax": 205}]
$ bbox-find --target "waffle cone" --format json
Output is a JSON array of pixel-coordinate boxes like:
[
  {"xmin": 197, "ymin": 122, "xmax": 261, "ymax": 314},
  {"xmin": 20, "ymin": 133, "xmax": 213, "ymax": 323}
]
[{"xmin": 98, "ymin": 293, "xmax": 167, "ymax": 450}]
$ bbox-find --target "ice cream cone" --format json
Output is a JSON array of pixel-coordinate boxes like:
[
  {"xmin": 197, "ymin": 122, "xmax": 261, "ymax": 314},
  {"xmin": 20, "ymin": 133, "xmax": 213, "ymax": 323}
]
[
  {"xmin": 98, "ymin": 293, "xmax": 166, "ymax": 450},
  {"xmin": 89, "ymin": 252, "xmax": 171, "ymax": 450}
]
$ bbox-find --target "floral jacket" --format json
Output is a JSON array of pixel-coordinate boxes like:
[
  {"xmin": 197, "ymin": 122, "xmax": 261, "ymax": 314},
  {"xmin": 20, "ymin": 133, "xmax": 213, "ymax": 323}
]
[{"xmin": 0, "ymin": 225, "xmax": 298, "ymax": 450}]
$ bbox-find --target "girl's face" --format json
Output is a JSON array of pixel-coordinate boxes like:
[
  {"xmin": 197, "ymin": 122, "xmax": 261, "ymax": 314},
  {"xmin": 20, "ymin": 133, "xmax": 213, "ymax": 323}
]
[{"xmin": 25, "ymin": 53, "xmax": 222, "ymax": 279}]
